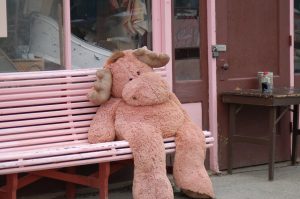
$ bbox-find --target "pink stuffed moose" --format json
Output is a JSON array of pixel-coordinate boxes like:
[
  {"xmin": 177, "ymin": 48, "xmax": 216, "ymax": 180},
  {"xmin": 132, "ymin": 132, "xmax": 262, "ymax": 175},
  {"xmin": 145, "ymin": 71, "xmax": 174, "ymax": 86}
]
[{"xmin": 87, "ymin": 47, "xmax": 214, "ymax": 199}]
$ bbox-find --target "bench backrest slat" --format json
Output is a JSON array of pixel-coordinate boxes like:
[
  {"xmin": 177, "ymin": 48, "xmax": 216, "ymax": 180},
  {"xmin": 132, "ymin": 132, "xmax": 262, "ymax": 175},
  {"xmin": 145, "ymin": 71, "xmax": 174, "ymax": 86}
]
[
  {"xmin": 0, "ymin": 107, "xmax": 98, "ymax": 122},
  {"xmin": 0, "ymin": 127, "xmax": 90, "ymax": 142},
  {"xmin": 0, "ymin": 82, "xmax": 94, "ymax": 95},
  {"xmin": 0, "ymin": 140, "xmax": 88, "ymax": 153},
  {"xmin": 0, "ymin": 69, "xmax": 98, "ymax": 152},
  {"xmin": 0, "ymin": 102, "xmax": 94, "ymax": 115},
  {"xmin": 0, "ymin": 114, "xmax": 94, "ymax": 129},
  {"xmin": 0, "ymin": 95, "xmax": 91, "ymax": 108},
  {"xmin": 1, "ymin": 88, "xmax": 91, "ymax": 101},
  {"xmin": 0, "ymin": 120, "xmax": 92, "ymax": 136}
]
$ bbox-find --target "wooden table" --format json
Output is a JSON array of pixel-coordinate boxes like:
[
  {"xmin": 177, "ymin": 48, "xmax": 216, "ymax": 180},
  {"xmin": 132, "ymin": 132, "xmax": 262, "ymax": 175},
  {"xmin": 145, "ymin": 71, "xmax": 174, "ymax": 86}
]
[{"xmin": 222, "ymin": 88, "xmax": 300, "ymax": 180}]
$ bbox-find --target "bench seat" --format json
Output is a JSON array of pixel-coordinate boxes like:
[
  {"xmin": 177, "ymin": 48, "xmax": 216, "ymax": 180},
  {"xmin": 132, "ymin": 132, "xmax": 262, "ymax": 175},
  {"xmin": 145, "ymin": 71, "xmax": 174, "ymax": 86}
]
[
  {"xmin": 0, "ymin": 133, "xmax": 213, "ymax": 175},
  {"xmin": 0, "ymin": 69, "xmax": 214, "ymax": 199}
]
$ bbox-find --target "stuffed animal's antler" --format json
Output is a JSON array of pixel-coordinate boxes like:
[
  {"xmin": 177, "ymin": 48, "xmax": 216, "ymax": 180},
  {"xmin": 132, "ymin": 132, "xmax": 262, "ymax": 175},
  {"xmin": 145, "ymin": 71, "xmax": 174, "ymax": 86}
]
[
  {"xmin": 133, "ymin": 46, "xmax": 170, "ymax": 68},
  {"xmin": 87, "ymin": 68, "xmax": 112, "ymax": 105}
]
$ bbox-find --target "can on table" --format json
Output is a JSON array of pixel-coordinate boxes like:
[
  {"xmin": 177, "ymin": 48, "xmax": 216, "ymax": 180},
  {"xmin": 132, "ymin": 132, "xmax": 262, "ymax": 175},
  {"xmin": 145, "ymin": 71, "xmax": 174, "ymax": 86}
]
[{"xmin": 257, "ymin": 72, "xmax": 273, "ymax": 92}]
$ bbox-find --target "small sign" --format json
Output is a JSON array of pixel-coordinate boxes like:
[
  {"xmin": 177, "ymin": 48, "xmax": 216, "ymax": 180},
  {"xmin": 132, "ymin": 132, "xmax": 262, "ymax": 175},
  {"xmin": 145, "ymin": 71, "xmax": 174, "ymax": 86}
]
[{"xmin": 0, "ymin": 0, "xmax": 7, "ymax": 38}]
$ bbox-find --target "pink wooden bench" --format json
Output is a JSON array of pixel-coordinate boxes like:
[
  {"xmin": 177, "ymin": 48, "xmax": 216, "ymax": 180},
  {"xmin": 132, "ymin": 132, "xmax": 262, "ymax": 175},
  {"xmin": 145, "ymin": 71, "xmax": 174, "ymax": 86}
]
[{"xmin": 0, "ymin": 69, "xmax": 214, "ymax": 199}]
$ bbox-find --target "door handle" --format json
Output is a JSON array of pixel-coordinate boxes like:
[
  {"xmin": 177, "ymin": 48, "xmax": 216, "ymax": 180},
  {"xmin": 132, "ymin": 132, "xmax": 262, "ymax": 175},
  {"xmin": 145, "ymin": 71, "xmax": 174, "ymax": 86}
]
[{"xmin": 221, "ymin": 63, "xmax": 229, "ymax": 70}]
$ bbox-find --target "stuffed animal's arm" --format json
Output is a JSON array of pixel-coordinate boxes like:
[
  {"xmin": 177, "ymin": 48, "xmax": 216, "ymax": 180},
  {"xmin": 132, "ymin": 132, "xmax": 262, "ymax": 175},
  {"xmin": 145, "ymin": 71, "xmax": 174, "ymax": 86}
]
[
  {"xmin": 169, "ymin": 92, "xmax": 190, "ymax": 119},
  {"xmin": 88, "ymin": 98, "xmax": 121, "ymax": 143}
]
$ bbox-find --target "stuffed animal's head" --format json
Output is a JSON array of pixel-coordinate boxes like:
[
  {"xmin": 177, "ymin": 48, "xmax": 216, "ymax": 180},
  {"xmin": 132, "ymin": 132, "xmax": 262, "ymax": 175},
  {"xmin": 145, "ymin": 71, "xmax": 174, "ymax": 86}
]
[{"xmin": 87, "ymin": 47, "xmax": 170, "ymax": 106}]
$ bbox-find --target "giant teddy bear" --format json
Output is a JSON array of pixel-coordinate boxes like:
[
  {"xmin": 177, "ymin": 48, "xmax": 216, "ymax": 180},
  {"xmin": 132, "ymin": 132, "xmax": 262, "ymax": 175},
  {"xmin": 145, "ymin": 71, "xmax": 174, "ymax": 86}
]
[{"xmin": 87, "ymin": 47, "xmax": 214, "ymax": 199}]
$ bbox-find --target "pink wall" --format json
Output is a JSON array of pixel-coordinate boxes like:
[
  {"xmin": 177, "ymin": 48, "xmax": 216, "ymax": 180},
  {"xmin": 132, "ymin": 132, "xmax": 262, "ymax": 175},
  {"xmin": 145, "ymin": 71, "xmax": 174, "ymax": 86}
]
[
  {"xmin": 152, "ymin": 0, "xmax": 173, "ymax": 90},
  {"xmin": 63, "ymin": 0, "xmax": 71, "ymax": 69},
  {"xmin": 182, "ymin": 103, "xmax": 203, "ymax": 129},
  {"xmin": 152, "ymin": 1, "xmax": 162, "ymax": 52},
  {"xmin": 207, "ymin": 0, "xmax": 219, "ymax": 173}
]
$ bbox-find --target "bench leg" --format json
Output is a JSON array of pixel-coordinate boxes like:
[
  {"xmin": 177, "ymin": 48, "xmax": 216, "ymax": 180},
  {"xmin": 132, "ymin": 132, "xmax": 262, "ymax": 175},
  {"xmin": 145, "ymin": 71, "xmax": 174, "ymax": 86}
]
[
  {"xmin": 268, "ymin": 107, "xmax": 276, "ymax": 181},
  {"xmin": 66, "ymin": 167, "xmax": 76, "ymax": 199},
  {"xmin": 99, "ymin": 163, "xmax": 110, "ymax": 199},
  {"xmin": 6, "ymin": 174, "xmax": 18, "ymax": 199}
]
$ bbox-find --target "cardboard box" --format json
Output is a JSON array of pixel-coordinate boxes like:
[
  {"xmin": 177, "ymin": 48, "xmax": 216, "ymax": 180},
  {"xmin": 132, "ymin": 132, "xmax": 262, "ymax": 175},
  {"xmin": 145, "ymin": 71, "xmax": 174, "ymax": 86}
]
[{"xmin": 12, "ymin": 58, "xmax": 44, "ymax": 72}]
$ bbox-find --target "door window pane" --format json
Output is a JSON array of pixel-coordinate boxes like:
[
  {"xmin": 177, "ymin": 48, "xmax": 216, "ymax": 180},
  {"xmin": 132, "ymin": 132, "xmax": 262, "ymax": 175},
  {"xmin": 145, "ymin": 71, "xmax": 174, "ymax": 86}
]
[
  {"xmin": 174, "ymin": 0, "xmax": 200, "ymax": 81},
  {"xmin": 70, "ymin": 0, "xmax": 152, "ymax": 69},
  {"xmin": 0, "ymin": 0, "xmax": 64, "ymax": 73}
]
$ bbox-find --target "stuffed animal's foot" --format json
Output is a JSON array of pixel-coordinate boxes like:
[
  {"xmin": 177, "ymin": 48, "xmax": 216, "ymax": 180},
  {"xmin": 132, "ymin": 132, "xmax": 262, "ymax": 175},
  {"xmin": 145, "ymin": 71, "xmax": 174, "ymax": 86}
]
[
  {"xmin": 173, "ymin": 165, "xmax": 214, "ymax": 199},
  {"xmin": 173, "ymin": 122, "xmax": 215, "ymax": 198},
  {"xmin": 133, "ymin": 173, "xmax": 173, "ymax": 199},
  {"xmin": 182, "ymin": 189, "xmax": 213, "ymax": 199}
]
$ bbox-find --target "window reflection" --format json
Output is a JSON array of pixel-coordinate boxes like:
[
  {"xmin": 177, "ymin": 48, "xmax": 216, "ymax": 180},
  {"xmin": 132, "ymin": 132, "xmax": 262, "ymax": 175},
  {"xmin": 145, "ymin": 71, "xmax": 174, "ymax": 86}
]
[
  {"xmin": 173, "ymin": 0, "xmax": 200, "ymax": 81},
  {"xmin": 0, "ymin": 0, "xmax": 152, "ymax": 72},
  {"xmin": 0, "ymin": 0, "xmax": 64, "ymax": 72},
  {"xmin": 70, "ymin": 0, "xmax": 152, "ymax": 69},
  {"xmin": 71, "ymin": 0, "xmax": 152, "ymax": 51}
]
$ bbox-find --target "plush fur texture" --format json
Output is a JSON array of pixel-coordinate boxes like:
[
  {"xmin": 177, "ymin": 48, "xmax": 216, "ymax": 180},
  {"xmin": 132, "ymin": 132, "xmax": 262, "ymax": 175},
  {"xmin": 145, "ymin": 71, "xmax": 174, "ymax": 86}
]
[{"xmin": 87, "ymin": 48, "xmax": 214, "ymax": 199}]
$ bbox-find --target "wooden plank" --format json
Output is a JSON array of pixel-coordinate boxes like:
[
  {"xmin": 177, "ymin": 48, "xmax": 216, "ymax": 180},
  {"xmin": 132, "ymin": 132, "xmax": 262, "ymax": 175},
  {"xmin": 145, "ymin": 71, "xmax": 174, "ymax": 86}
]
[
  {"xmin": 0, "ymin": 95, "xmax": 89, "ymax": 108},
  {"xmin": 0, "ymin": 88, "xmax": 90, "ymax": 102},
  {"xmin": 0, "ymin": 127, "xmax": 89, "ymax": 142},
  {"xmin": 32, "ymin": 170, "xmax": 99, "ymax": 188},
  {"xmin": 99, "ymin": 163, "xmax": 110, "ymax": 199},
  {"xmin": 0, "ymin": 107, "xmax": 97, "ymax": 122},
  {"xmin": 0, "ymin": 120, "xmax": 91, "ymax": 136},
  {"xmin": 6, "ymin": 174, "xmax": 18, "ymax": 199},
  {"xmin": 0, "ymin": 82, "xmax": 93, "ymax": 95},
  {"xmin": 17, "ymin": 174, "xmax": 42, "ymax": 189},
  {"xmin": 0, "ymin": 69, "xmax": 96, "ymax": 80},
  {"xmin": 0, "ymin": 114, "xmax": 94, "ymax": 128},
  {"xmin": 0, "ymin": 102, "xmax": 96, "ymax": 115}
]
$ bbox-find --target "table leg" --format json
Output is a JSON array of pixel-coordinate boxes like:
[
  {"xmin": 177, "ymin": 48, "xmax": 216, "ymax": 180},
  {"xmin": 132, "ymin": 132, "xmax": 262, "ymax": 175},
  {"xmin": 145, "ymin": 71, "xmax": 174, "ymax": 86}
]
[
  {"xmin": 228, "ymin": 104, "xmax": 236, "ymax": 174},
  {"xmin": 292, "ymin": 105, "xmax": 299, "ymax": 165},
  {"xmin": 268, "ymin": 107, "xmax": 276, "ymax": 181}
]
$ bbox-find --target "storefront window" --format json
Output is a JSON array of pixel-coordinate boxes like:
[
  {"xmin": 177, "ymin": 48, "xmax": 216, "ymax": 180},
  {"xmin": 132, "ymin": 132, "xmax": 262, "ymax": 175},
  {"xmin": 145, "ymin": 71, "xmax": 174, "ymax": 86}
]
[
  {"xmin": 0, "ymin": 0, "xmax": 64, "ymax": 73},
  {"xmin": 295, "ymin": 0, "xmax": 300, "ymax": 73},
  {"xmin": 70, "ymin": 0, "xmax": 152, "ymax": 69}
]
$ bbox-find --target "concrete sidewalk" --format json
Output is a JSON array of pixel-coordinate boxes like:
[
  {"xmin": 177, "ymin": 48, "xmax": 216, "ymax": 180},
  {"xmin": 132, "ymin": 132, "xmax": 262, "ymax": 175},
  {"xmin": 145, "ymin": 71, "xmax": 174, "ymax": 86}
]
[
  {"xmin": 21, "ymin": 162, "xmax": 300, "ymax": 199},
  {"xmin": 211, "ymin": 162, "xmax": 300, "ymax": 199}
]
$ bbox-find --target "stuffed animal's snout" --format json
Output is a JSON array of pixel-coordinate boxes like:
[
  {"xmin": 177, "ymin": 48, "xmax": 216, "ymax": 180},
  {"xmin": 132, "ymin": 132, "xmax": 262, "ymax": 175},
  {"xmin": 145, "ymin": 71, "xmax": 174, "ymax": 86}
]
[{"xmin": 122, "ymin": 73, "xmax": 170, "ymax": 106}]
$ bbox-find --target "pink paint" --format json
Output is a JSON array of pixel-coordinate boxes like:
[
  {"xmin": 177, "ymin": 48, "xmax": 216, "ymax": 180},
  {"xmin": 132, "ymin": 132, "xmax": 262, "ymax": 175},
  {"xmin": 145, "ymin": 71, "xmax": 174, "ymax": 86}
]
[
  {"xmin": 160, "ymin": 0, "xmax": 173, "ymax": 90},
  {"xmin": 63, "ymin": 0, "xmax": 72, "ymax": 69},
  {"xmin": 152, "ymin": 1, "xmax": 162, "ymax": 52},
  {"xmin": 207, "ymin": 0, "xmax": 219, "ymax": 173},
  {"xmin": 291, "ymin": 0, "xmax": 294, "ymax": 87},
  {"xmin": 182, "ymin": 103, "xmax": 203, "ymax": 129}
]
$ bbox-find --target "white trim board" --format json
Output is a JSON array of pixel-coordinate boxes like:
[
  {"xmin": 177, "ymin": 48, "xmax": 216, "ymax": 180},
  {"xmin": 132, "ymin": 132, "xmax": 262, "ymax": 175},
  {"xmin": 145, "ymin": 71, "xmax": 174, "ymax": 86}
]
[{"xmin": 0, "ymin": 0, "xmax": 7, "ymax": 38}]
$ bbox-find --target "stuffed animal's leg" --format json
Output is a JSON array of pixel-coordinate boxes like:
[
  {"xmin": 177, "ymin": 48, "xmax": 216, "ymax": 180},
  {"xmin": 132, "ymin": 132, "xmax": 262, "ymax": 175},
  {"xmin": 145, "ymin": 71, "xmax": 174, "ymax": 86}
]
[
  {"xmin": 118, "ymin": 123, "xmax": 173, "ymax": 199},
  {"xmin": 173, "ymin": 121, "xmax": 214, "ymax": 199}
]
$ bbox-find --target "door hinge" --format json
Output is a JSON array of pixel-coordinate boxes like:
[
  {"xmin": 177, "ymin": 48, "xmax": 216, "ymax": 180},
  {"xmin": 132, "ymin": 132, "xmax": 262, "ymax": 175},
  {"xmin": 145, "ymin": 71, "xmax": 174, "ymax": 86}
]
[{"xmin": 212, "ymin": 44, "xmax": 227, "ymax": 58}]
